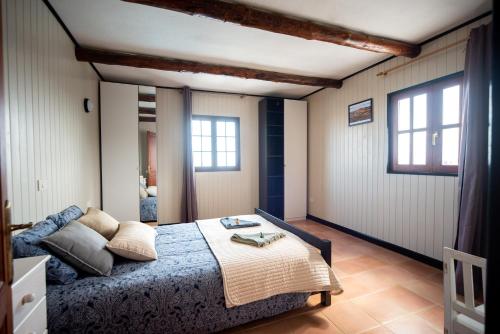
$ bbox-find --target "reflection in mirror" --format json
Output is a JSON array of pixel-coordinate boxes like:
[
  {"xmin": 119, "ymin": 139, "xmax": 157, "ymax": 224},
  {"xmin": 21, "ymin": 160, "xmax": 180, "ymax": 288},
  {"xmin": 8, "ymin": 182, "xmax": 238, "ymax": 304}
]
[{"xmin": 138, "ymin": 86, "xmax": 158, "ymax": 223}]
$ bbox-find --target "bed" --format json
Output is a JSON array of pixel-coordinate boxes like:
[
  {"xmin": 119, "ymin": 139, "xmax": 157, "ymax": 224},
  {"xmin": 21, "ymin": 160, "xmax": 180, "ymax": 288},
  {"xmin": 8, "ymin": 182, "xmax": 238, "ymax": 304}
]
[
  {"xmin": 140, "ymin": 196, "xmax": 157, "ymax": 222},
  {"xmin": 46, "ymin": 209, "xmax": 332, "ymax": 333}
]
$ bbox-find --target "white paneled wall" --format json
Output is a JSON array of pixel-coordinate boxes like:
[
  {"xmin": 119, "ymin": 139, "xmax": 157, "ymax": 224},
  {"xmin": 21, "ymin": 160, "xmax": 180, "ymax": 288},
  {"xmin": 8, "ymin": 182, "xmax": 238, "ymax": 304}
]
[
  {"xmin": 307, "ymin": 16, "xmax": 491, "ymax": 261},
  {"xmin": 3, "ymin": 0, "xmax": 100, "ymax": 225},
  {"xmin": 156, "ymin": 89, "xmax": 259, "ymax": 223},
  {"xmin": 193, "ymin": 92, "xmax": 259, "ymax": 219}
]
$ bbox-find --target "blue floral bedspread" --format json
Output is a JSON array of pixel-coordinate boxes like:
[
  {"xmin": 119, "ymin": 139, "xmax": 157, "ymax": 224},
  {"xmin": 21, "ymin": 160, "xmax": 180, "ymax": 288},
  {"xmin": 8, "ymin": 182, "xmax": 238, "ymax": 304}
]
[
  {"xmin": 140, "ymin": 197, "xmax": 157, "ymax": 222},
  {"xmin": 47, "ymin": 223, "xmax": 309, "ymax": 333}
]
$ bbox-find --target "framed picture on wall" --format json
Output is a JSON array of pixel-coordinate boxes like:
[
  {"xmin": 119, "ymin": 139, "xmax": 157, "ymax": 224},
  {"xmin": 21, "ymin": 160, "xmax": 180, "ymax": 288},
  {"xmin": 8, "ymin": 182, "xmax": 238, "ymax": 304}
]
[{"xmin": 348, "ymin": 98, "xmax": 373, "ymax": 126}]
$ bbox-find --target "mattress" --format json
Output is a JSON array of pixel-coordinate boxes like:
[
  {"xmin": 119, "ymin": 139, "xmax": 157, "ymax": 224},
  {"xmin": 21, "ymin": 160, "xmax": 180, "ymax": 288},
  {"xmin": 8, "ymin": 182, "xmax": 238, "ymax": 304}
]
[
  {"xmin": 47, "ymin": 222, "xmax": 309, "ymax": 334},
  {"xmin": 140, "ymin": 196, "xmax": 157, "ymax": 222}
]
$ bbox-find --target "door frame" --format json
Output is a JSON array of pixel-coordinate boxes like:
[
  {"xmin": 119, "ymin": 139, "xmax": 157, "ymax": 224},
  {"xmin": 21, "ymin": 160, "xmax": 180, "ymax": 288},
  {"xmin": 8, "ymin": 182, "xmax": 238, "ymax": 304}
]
[
  {"xmin": 0, "ymin": 2, "xmax": 13, "ymax": 332},
  {"xmin": 147, "ymin": 130, "xmax": 157, "ymax": 186}
]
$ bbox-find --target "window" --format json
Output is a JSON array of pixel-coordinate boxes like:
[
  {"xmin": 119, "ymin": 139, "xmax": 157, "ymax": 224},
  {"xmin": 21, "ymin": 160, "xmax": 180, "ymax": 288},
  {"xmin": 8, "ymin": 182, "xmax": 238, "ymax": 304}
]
[
  {"xmin": 388, "ymin": 72, "xmax": 463, "ymax": 175},
  {"xmin": 191, "ymin": 116, "xmax": 240, "ymax": 171}
]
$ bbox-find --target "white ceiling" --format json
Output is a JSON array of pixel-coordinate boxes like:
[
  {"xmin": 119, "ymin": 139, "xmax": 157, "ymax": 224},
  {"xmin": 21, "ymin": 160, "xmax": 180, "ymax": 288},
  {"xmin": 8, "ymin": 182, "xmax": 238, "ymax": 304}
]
[
  {"xmin": 50, "ymin": 0, "xmax": 491, "ymax": 98},
  {"xmin": 99, "ymin": 64, "xmax": 320, "ymax": 97},
  {"xmin": 138, "ymin": 86, "xmax": 156, "ymax": 95},
  {"xmin": 138, "ymin": 100, "xmax": 155, "ymax": 108}
]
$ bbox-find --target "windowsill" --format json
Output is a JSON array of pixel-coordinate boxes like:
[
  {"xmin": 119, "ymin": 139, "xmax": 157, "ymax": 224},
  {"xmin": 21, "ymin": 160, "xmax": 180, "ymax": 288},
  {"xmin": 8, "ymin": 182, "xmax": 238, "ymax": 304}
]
[
  {"xmin": 195, "ymin": 167, "xmax": 241, "ymax": 173},
  {"xmin": 386, "ymin": 169, "xmax": 458, "ymax": 177}
]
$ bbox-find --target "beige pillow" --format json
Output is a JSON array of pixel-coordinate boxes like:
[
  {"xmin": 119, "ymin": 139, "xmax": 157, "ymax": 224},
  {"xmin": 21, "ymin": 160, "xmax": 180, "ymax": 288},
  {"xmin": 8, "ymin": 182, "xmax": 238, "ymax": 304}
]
[
  {"xmin": 139, "ymin": 187, "xmax": 148, "ymax": 199},
  {"xmin": 106, "ymin": 221, "xmax": 158, "ymax": 261},
  {"xmin": 78, "ymin": 207, "xmax": 120, "ymax": 240}
]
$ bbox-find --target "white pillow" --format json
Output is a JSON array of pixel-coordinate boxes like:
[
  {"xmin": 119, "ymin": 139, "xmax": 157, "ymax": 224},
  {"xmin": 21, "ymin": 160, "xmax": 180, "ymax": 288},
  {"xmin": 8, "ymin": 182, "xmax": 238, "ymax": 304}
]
[
  {"xmin": 139, "ymin": 187, "xmax": 148, "ymax": 199},
  {"xmin": 106, "ymin": 221, "xmax": 158, "ymax": 261},
  {"xmin": 146, "ymin": 186, "xmax": 157, "ymax": 197}
]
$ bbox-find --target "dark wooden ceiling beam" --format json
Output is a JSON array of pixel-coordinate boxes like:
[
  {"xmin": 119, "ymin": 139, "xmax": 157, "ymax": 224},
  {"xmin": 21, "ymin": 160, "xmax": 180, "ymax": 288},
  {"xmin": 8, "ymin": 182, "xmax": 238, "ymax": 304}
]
[
  {"xmin": 75, "ymin": 46, "xmax": 343, "ymax": 88},
  {"xmin": 139, "ymin": 94, "xmax": 156, "ymax": 102},
  {"xmin": 123, "ymin": 0, "xmax": 420, "ymax": 58},
  {"xmin": 139, "ymin": 107, "xmax": 156, "ymax": 114},
  {"xmin": 139, "ymin": 116, "xmax": 156, "ymax": 122}
]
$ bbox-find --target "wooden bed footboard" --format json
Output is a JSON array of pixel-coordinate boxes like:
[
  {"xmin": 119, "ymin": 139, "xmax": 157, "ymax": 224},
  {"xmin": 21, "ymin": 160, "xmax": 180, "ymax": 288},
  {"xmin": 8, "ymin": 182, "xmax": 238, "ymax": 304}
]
[{"xmin": 254, "ymin": 209, "xmax": 332, "ymax": 306}]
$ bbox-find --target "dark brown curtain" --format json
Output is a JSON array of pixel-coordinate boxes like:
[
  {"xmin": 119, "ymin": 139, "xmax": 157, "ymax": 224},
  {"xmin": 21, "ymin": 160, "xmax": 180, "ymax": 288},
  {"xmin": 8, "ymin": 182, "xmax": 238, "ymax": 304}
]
[
  {"xmin": 181, "ymin": 86, "xmax": 198, "ymax": 223},
  {"xmin": 455, "ymin": 23, "xmax": 492, "ymax": 290}
]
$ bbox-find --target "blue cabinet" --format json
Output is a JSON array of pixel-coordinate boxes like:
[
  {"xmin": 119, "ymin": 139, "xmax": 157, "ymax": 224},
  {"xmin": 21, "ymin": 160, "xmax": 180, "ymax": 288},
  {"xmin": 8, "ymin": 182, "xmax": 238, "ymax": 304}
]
[{"xmin": 259, "ymin": 98, "xmax": 285, "ymax": 219}]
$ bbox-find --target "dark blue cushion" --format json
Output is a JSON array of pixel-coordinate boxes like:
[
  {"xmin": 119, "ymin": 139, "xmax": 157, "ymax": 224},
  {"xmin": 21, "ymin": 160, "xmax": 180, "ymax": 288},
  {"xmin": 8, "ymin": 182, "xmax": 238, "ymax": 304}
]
[
  {"xmin": 46, "ymin": 205, "xmax": 84, "ymax": 229},
  {"xmin": 12, "ymin": 219, "xmax": 78, "ymax": 284}
]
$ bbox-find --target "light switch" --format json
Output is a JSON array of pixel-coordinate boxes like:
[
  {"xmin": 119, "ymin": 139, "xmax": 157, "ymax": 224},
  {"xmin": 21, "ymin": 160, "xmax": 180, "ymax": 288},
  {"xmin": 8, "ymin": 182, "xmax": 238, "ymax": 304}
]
[{"xmin": 37, "ymin": 179, "xmax": 47, "ymax": 192}]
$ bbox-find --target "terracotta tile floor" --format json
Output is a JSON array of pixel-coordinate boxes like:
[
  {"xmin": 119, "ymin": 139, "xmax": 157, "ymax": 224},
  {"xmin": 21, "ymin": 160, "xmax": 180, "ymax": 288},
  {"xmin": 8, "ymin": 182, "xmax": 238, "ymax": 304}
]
[{"xmin": 224, "ymin": 220, "xmax": 444, "ymax": 334}]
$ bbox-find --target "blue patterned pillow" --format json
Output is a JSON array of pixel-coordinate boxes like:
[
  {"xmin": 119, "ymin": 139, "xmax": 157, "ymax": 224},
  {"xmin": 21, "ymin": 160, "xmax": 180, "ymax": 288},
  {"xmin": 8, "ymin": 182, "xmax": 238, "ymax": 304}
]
[
  {"xmin": 12, "ymin": 219, "xmax": 78, "ymax": 284},
  {"xmin": 46, "ymin": 205, "xmax": 84, "ymax": 229}
]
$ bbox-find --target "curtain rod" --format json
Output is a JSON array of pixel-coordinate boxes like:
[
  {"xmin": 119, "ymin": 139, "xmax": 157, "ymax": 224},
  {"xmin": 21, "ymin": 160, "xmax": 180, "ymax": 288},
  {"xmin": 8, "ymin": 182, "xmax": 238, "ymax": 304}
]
[{"xmin": 376, "ymin": 37, "xmax": 469, "ymax": 77}]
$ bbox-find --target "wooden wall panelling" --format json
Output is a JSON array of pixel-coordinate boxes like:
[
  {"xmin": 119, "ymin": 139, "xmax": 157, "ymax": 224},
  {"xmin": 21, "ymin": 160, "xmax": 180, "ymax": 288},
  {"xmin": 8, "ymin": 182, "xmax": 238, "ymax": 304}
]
[
  {"xmin": 3, "ymin": 0, "xmax": 100, "ymax": 225},
  {"xmin": 306, "ymin": 16, "xmax": 491, "ymax": 260}
]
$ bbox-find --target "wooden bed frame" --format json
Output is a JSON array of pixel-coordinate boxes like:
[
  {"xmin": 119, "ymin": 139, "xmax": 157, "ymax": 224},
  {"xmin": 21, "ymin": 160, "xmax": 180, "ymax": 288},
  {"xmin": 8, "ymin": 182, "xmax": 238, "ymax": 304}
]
[{"xmin": 255, "ymin": 208, "xmax": 332, "ymax": 306}]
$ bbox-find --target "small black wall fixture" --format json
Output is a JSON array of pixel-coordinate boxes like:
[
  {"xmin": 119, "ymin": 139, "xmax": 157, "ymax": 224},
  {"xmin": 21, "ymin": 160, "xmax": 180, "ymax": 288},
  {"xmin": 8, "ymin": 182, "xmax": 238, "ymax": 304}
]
[{"xmin": 84, "ymin": 98, "xmax": 94, "ymax": 113}]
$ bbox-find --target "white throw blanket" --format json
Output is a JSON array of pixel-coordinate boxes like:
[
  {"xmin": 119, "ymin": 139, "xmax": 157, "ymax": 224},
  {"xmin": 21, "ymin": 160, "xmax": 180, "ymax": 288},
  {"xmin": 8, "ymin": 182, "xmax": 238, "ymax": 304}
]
[{"xmin": 196, "ymin": 214, "xmax": 342, "ymax": 308}]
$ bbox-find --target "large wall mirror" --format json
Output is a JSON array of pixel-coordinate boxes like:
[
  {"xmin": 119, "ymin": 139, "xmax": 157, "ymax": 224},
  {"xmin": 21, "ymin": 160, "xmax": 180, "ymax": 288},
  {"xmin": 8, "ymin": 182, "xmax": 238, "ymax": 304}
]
[{"xmin": 138, "ymin": 86, "xmax": 158, "ymax": 223}]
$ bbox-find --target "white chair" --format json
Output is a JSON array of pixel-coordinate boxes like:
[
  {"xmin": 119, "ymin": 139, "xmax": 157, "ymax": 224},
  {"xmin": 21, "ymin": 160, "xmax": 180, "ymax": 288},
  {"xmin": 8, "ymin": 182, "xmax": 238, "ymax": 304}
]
[{"xmin": 443, "ymin": 247, "xmax": 487, "ymax": 334}]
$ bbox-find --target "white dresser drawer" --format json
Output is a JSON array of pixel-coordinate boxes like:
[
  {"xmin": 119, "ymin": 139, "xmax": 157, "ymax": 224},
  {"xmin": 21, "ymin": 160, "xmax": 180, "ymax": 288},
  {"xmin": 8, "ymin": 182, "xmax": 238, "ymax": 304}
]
[
  {"xmin": 14, "ymin": 297, "xmax": 47, "ymax": 334},
  {"xmin": 12, "ymin": 256, "xmax": 50, "ymax": 331}
]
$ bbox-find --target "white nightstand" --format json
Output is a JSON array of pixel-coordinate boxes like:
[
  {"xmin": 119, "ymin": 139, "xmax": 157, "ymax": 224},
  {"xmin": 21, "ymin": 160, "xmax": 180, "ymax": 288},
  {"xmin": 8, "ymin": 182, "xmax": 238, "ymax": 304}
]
[{"xmin": 12, "ymin": 255, "xmax": 50, "ymax": 334}]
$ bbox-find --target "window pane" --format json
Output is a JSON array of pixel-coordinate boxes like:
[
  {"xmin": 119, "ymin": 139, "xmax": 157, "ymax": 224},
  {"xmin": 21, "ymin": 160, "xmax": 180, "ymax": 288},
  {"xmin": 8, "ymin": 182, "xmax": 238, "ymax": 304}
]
[
  {"xmin": 413, "ymin": 94, "xmax": 427, "ymax": 129},
  {"xmin": 192, "ymin": 136, "xmax": 201, "ymax": 151},
  {"xmin": 227, "ymin": 152, "xmax": 236, "ymax": 167},
  {"xmin": 202, "ymin": 152, "xmax": 212, "ymax": 167},
  {"xmin": 216, "ymin": 121, "xmax": 225, "ymax": 136},
  {"xmin": 398, "ymin": 133, "xmax": 410, "ymax": 165},
  {"xmin": 192, "ymin": 120, "xmax": 201, "ymax": 135},
  {"xmin": 202, "ymin": 137, "xmax": 211, "ymax": 151},
  {"xmin": 398, "ymin": 98, "xmax": 410, "ymax": 131},
  {"xmin": 442, "ymin": 127, "xmax": 459, "ymax": 166},
  {"xmin": 226, "ymin": 137, "xmax": 235, "ymax": 151},
  {"xmin": 217, "ymin": 152, "xmax": 227, "ymax": 167},
  {"xmin": 413, "ymin": 131, "xmax": 427, "ymax": 165},
  {"xmin": 443, "ymin": 85, "xmax": 460, "ymax": 125},
  {"xmin": 217, "ymin": 137, "xmax": 226, "ymax": 152},
  {"xmin": 193, "ymin": 152, "xmax": 202, "ymax": 167},
  {"xmin": 192, "ymin": 117, "xmax": 239, "ymax": 171},
  {"xmin": 226, "ymin": 122, "xmax": 236, "ymax": 136},
  {"xmin": 201, "ymin": 120, "xmax": 211, "ymax": 136}
]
